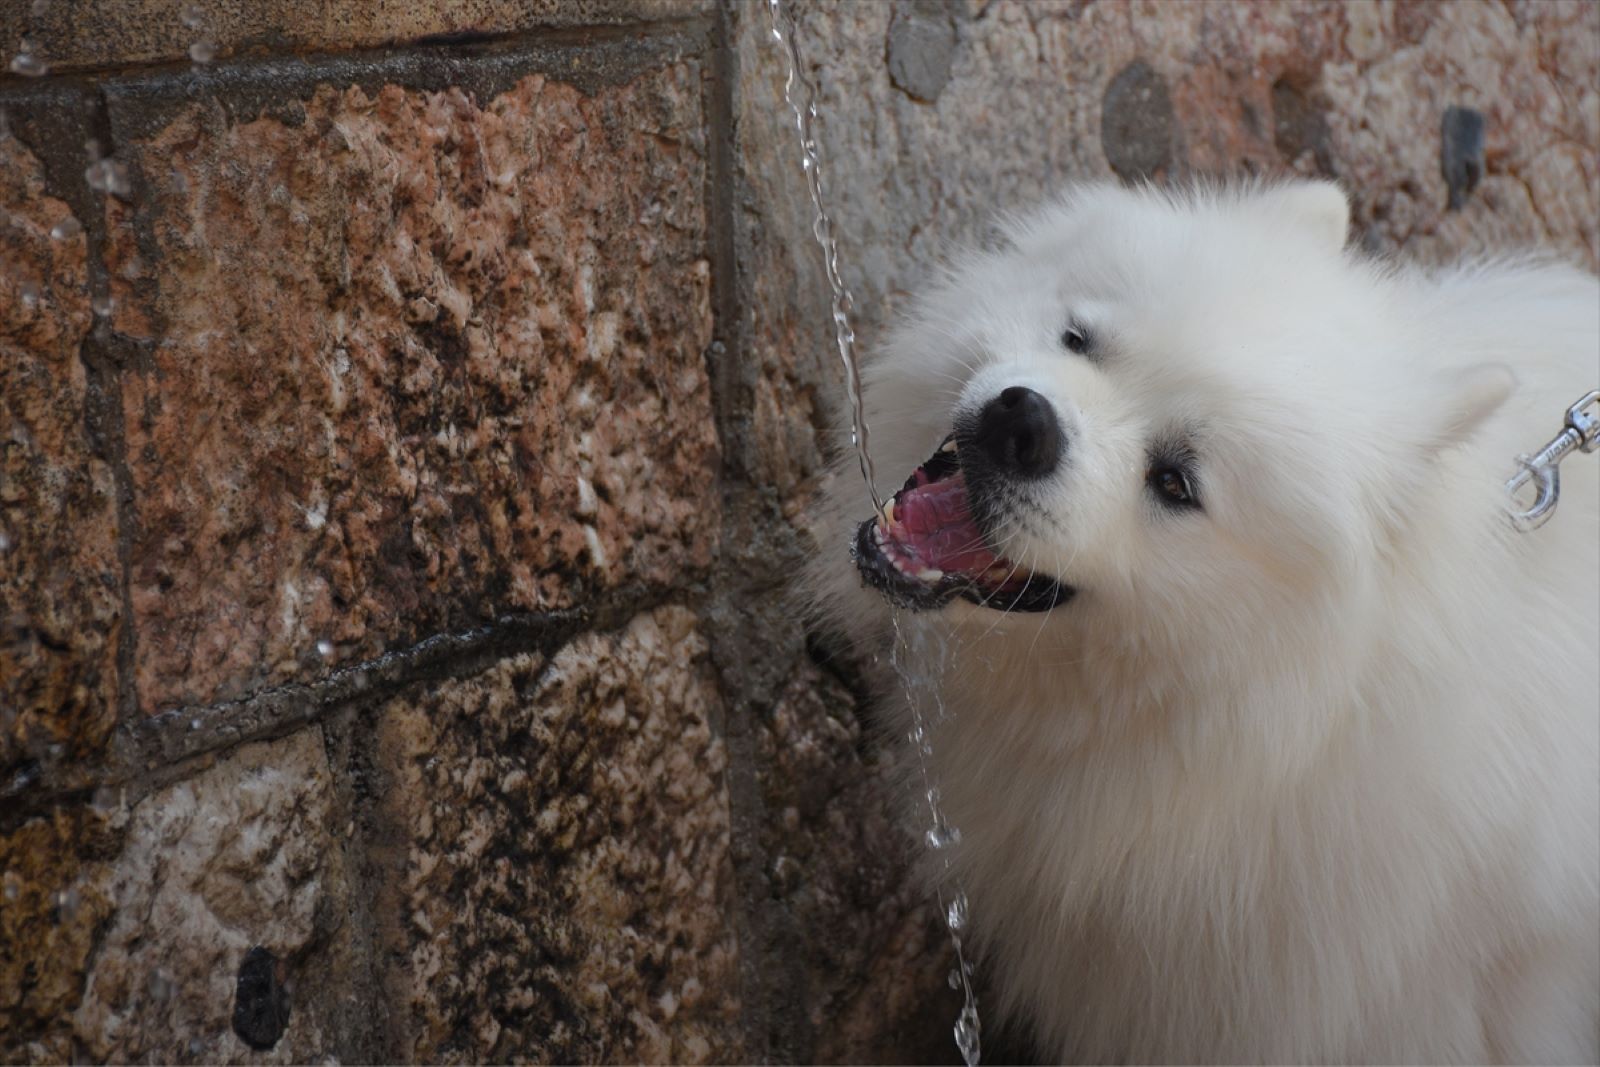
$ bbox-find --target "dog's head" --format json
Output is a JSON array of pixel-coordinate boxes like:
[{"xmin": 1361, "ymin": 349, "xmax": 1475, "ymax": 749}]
[{"xmin": 834, "ymin": 182, "xmax": 1513, "ymax": 679}]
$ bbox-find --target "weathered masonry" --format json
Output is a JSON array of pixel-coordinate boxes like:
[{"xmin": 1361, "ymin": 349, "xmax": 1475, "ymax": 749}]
[{"xmin": 3, "ymin": 1, "xmax": 1596, "ymax": 1062}]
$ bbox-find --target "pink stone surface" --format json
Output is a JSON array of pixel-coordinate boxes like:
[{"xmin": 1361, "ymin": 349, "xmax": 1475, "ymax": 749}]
[
  {"xmin": 0, "ymin": 132, "xmax": 121, "ymax": 781},
  {"xmin": 108, "ymin": 67, "xmax": 717, "ymax": 712}
]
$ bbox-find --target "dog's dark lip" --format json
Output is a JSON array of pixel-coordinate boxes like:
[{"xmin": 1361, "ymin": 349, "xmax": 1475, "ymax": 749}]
[{"xmin": 851, "ymin": 435, "xmax": 1074, "ymax": 614}]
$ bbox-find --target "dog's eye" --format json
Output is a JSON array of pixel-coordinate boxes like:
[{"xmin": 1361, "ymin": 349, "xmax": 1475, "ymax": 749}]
[
  {"xmin": 1061, "ymin": 323, "xmax": 1090, "ymax": 355},
  {"xmin": 1149, "ymin": 466, "xmax": 1199, "ymax": 508}
]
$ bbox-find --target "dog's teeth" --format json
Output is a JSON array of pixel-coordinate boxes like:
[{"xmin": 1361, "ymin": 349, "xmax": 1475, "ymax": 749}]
[
  {"xmin": 882, "ymin": 499, "xmax": 896, "ymax": 525},
  {"xmin": 918, "ymin": 568, "xmax": 944, "ymax": 582},
  {"xmin": 940, "ymin": 437, "xmax": 958, "ymax": 453}
]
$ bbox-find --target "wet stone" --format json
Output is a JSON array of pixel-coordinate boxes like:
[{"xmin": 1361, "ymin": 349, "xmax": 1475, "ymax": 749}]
[
  {"xmin": 756, "ymin": 657, "xmax": 957, "ymax": 1064},
  {"xmin": 103, "ymin": 58, "xmax": 717, "ymax": 712},
  {"xmin": 371, "ymin": 606, "xmax": 742, "ymax": 1063},
  {"xmin": 0, "ymin": 124, "xmax": 121, "ymax": 793}
]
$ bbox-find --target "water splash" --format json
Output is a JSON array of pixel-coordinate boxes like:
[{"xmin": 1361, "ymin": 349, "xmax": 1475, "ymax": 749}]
[
  {"xmin": 9, "ymin": 36, "xmax": 48, "ymax": 78},
  {"xmin": 181, "ymin": 3, "xmax": 217, "ymax": 65},
  {"xmin": 892, "ymin": 613, "xmax": 982, "ymax": 1066},
  {"xmin": 766, "ymin": 0, "xmax": 883, "ymax": 513},
  {"xmin": 767, "ymin": 4, "xmax": 983, "ymax": 1059}
]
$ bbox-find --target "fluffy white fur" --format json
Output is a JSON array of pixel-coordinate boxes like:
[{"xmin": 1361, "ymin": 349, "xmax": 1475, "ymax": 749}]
[{"xmin": 807, "ymin": 181, "xmax": 1600, "ymax": 1063}]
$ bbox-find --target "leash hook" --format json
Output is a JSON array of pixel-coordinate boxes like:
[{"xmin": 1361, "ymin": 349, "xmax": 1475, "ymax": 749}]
[{"xmin": 1505, "ymin": 389, "xmax": 1600, "ymax": 532}]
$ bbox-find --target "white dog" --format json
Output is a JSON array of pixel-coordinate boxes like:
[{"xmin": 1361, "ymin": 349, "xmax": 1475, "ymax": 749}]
[{"xmin": 808, "ymin": 181, "xmax": 1599, "ymax": 1063}]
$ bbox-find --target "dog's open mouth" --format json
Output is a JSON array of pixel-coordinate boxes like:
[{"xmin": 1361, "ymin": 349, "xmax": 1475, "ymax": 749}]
[{"xmin": 852, "ymin": 434, "xmax": 1071, "ymax": 613}]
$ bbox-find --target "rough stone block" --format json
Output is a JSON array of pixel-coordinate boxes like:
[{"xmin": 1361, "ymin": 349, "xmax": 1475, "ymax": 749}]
[
  {"xmin": 370, "ymin": 606, "xmax": 743, "ymax": 1063},
  {"xmin": 0, "ymin": 805, "xmax": 121, "ymax": 1064},
  {"xmin": 102, "ymin": 54, "xmax": 717, "ymax": 712},
  {"xmin": 756, "ymin": 656, "xmax": 957, "ymax": 1064},
  {"xmin": 0, "ymin": 730, "xmax": 362, "ymax": 1064},
  {"xmin": 0, "ymin": 123, "xmax": 121, "ymax": 794},
  {"xmin": 1320, "ymin": 0, "xmax": 1599, "ymax": 265},
  {"xmin": 5, "ymin": 0, "xmax": 712, "ymax": 74}
]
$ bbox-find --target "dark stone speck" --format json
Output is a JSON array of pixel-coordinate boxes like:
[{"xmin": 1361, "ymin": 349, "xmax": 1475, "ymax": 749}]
[
  {"xmin": 232, "ymin": 946, "xmax": 290, "ymax": 1051},
  {"xmin": 1440, "ymin": 105, "xmax": 1486, "ymax": 211},
  {"xmin": 1101, "ymin": 60, "xmax": 1177, "ymax": 181}
]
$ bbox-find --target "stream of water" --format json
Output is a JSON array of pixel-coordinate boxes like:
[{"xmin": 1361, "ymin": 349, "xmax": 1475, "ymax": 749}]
[{"xmin": 765, "ymin": 4, "xmax": 980, "ymax": 1062}]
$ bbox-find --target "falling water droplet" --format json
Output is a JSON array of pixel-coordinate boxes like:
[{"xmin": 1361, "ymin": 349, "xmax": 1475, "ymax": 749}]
[
  {"xmin": 92, "ymin": 292, "xmax": 114, "ymax": 317},
  {"xmin": 316, "ymin": 639, "xmax": 335, "ymax": 660},
  {"xmin": 0, "ymin": 529, "xmax": 11, "ymax": 552},
  {"xmin": 766, "ymin": 0, "xmax": 881, "ymax": 512},
  {"xmin": 188, "ymin": 1038, "xmax": 204, "ymax": 1057},
  {"xmin": 948, "ymin": 967, "xmax": 961, "ymax": 990},
  {"xmin": 49, "ymin": 216, "xmax": 82, "ymax": 240},
  {"xmin": 90, "ymin": 785, "xmax": 120, "ymax": 813},
  {"xmin": 189, "ymin": 718, "xmax": 201, "ymax": 731},
  {"xmin": 954, "ymin": 1003, "xmax": 982, "ymax": 1067},
  {"xmin": 54, "ymin": 886, "xmax": 81, "ymax": 921},
  {"xmin": 31, "ymin": 0, "xmax": 49, "ymax": 15},
  {"xmin": 180, "ymin": 2, "xmax": 204, "ymax": 29},
  {"xmin": 10, "ymin": 37, "xmax": 48, "ymax": 78},
  {"xmin": 926, "ymin": 824, "xmax": 961, "ymax": 850},
  {"xmin": 2, "ymin": 879, "xmax": 18, "ymax": 901},
  {"xmin": 188, "ymin": 39, "xmax": 217, "ymax": 64},
  {"xmin": 947, "ymin": 892, "xmax": 969, "ymax": 932},
  {"xmin": 147, "ymin": 969, "xmax": 176, "ymax": 1004}
]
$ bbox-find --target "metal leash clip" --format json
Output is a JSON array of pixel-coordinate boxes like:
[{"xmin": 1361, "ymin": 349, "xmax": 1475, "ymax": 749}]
[{"xmin": 1505, "ymin": 389, "xmax": 1600, "ymax": 531}]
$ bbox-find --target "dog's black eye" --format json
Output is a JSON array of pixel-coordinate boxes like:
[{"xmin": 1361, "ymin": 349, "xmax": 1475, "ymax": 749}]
[
  {"xmin": 1061, "ymin": 323, "xmax": 1090, "ymax": 355},
  {"xmin": 1149, "ymin": 465, "xmax": 1199, "ymax": 508}
]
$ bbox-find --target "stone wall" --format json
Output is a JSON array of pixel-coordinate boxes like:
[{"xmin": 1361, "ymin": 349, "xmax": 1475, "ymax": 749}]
[{"xmin": 3, "ymin": 1, "xmax": 1595, "ymax": 1063}]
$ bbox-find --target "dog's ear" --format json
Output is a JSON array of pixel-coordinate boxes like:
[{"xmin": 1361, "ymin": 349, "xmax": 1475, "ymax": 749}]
[
  {"xmin": 1264, "ymin": 181, "xmax": 1350, "ymax": 252},
  {"xmin": 1424, "ymin": 362, "xmax": 1517, "ymax": 454}
]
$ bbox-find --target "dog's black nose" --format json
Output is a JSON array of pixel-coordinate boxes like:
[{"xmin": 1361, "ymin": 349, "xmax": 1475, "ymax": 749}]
[{"xmin": 975, "ymin": 386, "xmax": 1063, "ymax": 478}]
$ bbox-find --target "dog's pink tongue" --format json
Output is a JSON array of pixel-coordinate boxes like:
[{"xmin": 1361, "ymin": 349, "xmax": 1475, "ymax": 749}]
[{"xmin": 892, "ymin": 474, "xmax": 998, "ymax": 574}]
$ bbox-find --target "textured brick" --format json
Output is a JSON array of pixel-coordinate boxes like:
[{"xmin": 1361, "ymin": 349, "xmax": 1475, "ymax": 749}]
[
  {"xmin": 756, "ymin": 657, "xmax": 957, "ymax": 1064},
  {"xmin": 0, "ymin": 805, "xmax": 121, "ymax": 1064},
  {"xmin": 4, "ymin": 0, "xmax": 710, "ymax": 73},
  {"xmin": 0, "ymin": 128, "xmax": 121, "ymax": 792},
  {"xmin": 371, "ymin": 607, "xmax": 742, "ymax": 1063},
  {"xmin": 1320, "ymin": 0, "xmax": 1600, "ymax": 264},
  {"xmin": 0, "ymin": 731, "xmax": 362, "ymax": 1064},
  {"xmin": 104, "ymin": 60, "xmax": 716, "ymax": 712}
]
